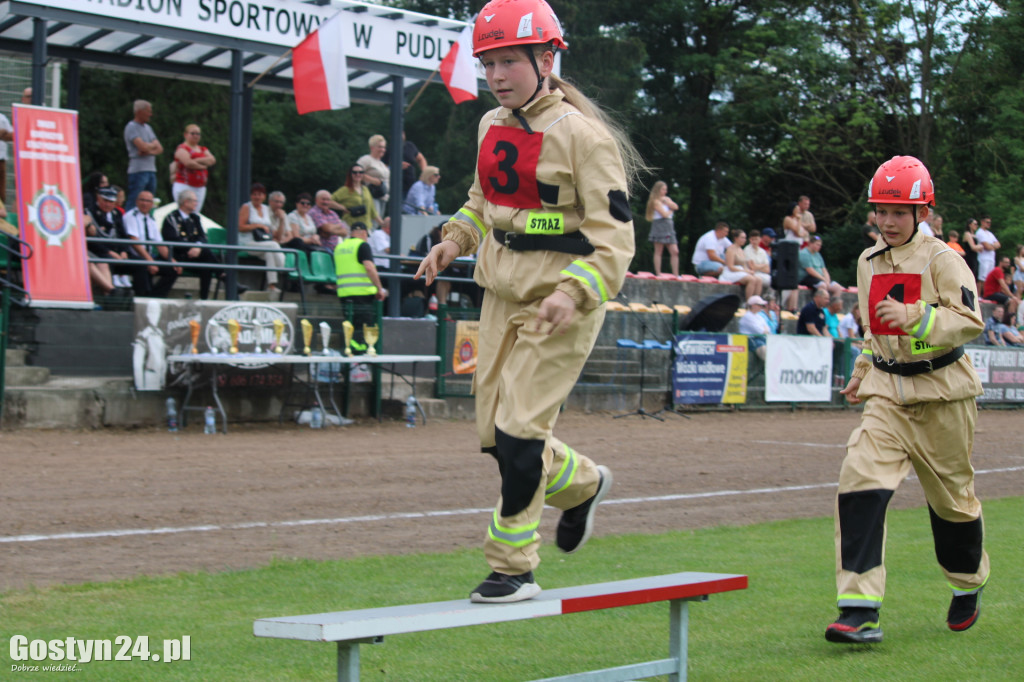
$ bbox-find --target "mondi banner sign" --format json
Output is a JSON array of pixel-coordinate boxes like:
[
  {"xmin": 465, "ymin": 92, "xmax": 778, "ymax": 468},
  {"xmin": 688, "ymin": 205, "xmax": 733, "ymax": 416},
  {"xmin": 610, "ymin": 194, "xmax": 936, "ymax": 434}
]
[
  {"xmin": 17, "ymin": 0, "xmax": 465, "ymax": 71},
  {"xmin": 764, "ymin": 335, "xmax": 833, "ymax": 402}
]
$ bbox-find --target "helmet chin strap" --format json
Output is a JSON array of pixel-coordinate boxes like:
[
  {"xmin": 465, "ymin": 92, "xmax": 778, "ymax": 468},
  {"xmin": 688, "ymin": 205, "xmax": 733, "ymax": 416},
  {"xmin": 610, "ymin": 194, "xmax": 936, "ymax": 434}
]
[
  {"xmin": 867, "ymin": 204, "xmax": 920, "ymax": 261},
  {"xmin": 510, "ymin": 45, "xmax": 554, "ymax": 134}
]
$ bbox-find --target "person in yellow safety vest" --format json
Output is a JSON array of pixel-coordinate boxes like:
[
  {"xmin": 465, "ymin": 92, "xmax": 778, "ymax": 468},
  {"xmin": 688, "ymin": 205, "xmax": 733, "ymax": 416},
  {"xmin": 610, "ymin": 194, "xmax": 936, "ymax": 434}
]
[
  {"xmin": 415, "ymin": 0, "xmax": 645, "ymax": 603},
  {"xmin": 826, "ymin": 156, "xmax": 989, "ymax": 645},
  {"xmin": 333, "ymin": 222, "xmax": 388, "ymax": 353}
]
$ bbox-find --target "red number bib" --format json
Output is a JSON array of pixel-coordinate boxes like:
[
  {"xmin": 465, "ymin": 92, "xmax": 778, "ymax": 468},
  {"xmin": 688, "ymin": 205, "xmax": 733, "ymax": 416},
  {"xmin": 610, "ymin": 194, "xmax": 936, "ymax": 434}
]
[
  {"xmin": 478, "ymin": 125, "xmax": 544, "ymax": 209},
  {"xmin": 868, "ymin": 273, "xmax": 921, "ymax": 335}
]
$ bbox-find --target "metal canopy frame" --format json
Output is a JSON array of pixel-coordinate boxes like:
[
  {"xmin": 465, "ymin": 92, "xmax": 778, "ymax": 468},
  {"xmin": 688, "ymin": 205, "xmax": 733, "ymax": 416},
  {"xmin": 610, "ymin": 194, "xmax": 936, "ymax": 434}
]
[{"xmin": 0, "ymin": 0, "xmax": 470, "ymax": 309}]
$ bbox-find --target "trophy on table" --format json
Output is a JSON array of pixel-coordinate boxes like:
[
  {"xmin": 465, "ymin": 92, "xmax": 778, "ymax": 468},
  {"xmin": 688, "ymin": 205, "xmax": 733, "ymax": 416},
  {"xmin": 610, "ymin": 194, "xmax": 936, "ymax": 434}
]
[
  {"xmin": 363, "ymin": 324, "xmax": 379, "ymax": 357},
  {"xmin": 227, "ymin": 319, "xmax": 240, "ymax": 354},
  {"xmin": 273, "ymin": 318, "xmax": 285, "ymax": 354},
  {"xmin": 319, "ymin": 322, "xmax": 332, "ymax": 355},
  {"xmin": 342, "ymin": 320, "xmax": 354, "ymax": 357},
  {"xmin": 301, "ymin": 319, "xmax": 313, "ymax": 356},
  {"xmin": 189, "ymin": 319, "xmax": 200, "ymax": 354},
  {"xmin": 253, "ymin": 320, "xmax": 264, "ymax": 354}
]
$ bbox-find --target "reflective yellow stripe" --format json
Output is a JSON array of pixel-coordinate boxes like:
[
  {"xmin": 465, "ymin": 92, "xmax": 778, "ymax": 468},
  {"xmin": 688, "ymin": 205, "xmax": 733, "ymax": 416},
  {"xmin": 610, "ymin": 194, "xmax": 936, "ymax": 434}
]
[
  {"xmin": 838, "ymin": 593, "xmax": 883, "ymax": 604},
  {"xmin": 451, "ymin": 209, "xmax": 486, "ymax": 242},
  {"xmin": 561, "ymin": 261, "xmax": 609, "ymax": 302},
  {"xmin": 911, "ymin": 300, "xmax": 936, "ymax": 339},
  {"xmin": 488, "ymin": 510, "xmax": 539, "ymax": 547},
  {"xmin": 861, "ymin": 348, "xmax": 873, "ymax": 356},
  {"xmin": 545, "ymin": 445, "xmax": 579, "ymax": 499}
]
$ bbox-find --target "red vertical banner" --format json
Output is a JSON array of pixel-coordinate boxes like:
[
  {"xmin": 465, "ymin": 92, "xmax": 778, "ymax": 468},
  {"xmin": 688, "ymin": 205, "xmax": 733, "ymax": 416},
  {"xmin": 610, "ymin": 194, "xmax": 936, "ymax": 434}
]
[{"xmin": 13, "ymin": 104, "xmax": 92, "ymax": 307}]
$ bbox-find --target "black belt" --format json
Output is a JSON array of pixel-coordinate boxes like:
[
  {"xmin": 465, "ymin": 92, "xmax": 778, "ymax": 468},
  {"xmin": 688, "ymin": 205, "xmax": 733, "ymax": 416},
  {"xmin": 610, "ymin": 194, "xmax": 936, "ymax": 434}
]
[
  {"xmin": 492, "ymin": 228, "xmax": 595, "ymax": 256},
  {"xmin": 872, "ymin": 345, "xmax": 964, "ymax": 376}
]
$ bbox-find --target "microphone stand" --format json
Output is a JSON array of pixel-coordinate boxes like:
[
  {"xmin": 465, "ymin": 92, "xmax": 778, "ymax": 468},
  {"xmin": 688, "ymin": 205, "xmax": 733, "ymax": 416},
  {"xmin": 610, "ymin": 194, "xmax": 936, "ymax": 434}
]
[
  {"xmin": 613, "ymin": 294, "xmax": 665, "ymax": 421},
  {"xmin": 649, "ymin": 299, "xmax": 690, "ymax": 419}
]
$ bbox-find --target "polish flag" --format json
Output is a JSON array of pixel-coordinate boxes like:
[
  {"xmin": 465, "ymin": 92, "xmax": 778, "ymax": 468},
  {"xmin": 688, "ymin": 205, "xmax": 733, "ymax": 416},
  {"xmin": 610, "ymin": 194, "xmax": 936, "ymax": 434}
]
[
  {"xmin": 292, "ymin": 12, "xmax": 350, "ymax": 115},
  {"xmin": 439, "ymin": 23, "xmax": 478, "ymax": 104}
]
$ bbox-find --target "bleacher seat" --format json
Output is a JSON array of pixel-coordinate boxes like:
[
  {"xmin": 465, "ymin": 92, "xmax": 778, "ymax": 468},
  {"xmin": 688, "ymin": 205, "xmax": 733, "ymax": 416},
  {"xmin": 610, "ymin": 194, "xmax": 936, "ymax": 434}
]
[
  {"xmin": 698, "ymin": 276, "xmax": 719, "ymax": 283},
  {"xmin": 679, "ymin": 274, "xmax": 699, "ymax": 282},
  {"xmin": 656, "ymin": 273, "xmax": 679, "ymax": 281}
]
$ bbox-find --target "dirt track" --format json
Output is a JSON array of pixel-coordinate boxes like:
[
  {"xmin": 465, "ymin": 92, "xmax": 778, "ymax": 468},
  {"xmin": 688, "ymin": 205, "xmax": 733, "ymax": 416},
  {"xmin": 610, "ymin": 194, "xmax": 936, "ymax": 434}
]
[{"xmin": 2, "ymin": 409, "xmax": 1021, "ymax": 591}]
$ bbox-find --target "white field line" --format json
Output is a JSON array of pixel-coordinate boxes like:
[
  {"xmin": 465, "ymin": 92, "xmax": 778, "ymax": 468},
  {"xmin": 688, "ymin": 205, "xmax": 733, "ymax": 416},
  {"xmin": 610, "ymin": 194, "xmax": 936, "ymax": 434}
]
[{"xmin": 2, "ymin": 466, "xmax": 1022, "ymax": 545}]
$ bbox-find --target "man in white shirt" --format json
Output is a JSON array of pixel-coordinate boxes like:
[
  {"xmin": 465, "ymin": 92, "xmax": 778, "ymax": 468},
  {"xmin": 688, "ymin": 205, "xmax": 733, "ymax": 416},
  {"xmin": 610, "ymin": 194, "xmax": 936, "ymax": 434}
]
[
  {"xmin": 691, "ymin": 221, "xmax": 730, "ymax": 277},
  {"xmin": 367, "ymin": 221, "xmax": 391, "ymax": 271},
  {"xmin": 122, "ymin": 190, "xmax": 178, "ymax": 297},
  {"xmin": 974, "ymin": 216, "xmax": 1000, "ymax": 286},
  {"xmin": 738, "ymin": 295, "xmax": 772, "ymax": 360}
]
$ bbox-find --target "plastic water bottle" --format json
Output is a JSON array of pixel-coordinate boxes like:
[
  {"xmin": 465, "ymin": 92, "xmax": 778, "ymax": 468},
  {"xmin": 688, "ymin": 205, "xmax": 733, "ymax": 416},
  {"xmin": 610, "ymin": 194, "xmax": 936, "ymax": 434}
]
[
  {"xmin": 204, "ymin": 407, "xmax": 217, "ymax": 434},
  {"xmin": 310, "ymin": 406, "xmax": 324, "ymax": 429},
  {"xmin": 405, "ymin": 395, "xmax": 418, "ymax": 428},
  {"xmin": 428, "ymin": 294, "xmax": 438, "ymax": 312},
  {"xmin": 165, "ymin": 397, "xmax": 178, "ymax": 432}
]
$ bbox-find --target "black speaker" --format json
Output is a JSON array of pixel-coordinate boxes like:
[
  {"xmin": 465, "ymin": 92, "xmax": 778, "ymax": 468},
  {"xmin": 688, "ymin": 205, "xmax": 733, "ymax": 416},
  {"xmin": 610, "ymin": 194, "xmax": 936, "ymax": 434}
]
[{"xmin": 771, "ymin": 241, "xmax": 800, "ymax": 290}]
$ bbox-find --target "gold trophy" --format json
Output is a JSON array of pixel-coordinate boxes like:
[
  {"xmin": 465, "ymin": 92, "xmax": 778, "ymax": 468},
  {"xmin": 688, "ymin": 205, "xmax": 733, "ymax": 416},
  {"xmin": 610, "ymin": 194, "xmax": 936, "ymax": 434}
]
[
  {"xmin": 319, "ymin": 321, "xmax": 332, "ymax": 355},
  {"xmin": 363, "ymin": 324, "xmax": 379, "ymax": 357},
  {"xmin": 227, "ymin": 318, "xmax": 240, "ymax": 354},
  {"xmin": 301, "ymin": 319, "xmax": 313, "ymax": 356},
  {"xmin": 273, "ymin": 319, "xmax": 285, "ymax": 353},
  {"xmin": 189, "ymin": 319, "xmax": 200, "ymax": 354},
  {"xmin": 253, "ymin": 320, "xmax": 264, "ymax": 354},
  {"xmin": 342, "ymin": 320, "xmax": 354, "ymax": 357}
]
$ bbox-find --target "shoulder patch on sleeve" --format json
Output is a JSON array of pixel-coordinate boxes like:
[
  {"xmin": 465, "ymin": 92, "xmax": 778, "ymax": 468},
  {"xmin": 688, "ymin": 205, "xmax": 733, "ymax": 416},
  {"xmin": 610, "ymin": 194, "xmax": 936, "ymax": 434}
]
[
  {"xmin": 608, "ymin": 189, "xmax": 632, "ymax": 223},
  {"xmin": 961, "ymin": 286, "xmax": 976, "ymax": 311},
  {"xmin": 537, "ymin": 181, "xmax": 559, "ymax": 205}
]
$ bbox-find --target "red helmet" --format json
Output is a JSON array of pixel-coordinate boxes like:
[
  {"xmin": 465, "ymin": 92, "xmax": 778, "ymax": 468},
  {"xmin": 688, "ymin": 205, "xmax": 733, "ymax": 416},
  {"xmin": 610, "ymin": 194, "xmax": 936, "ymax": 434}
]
[
  {"xmin": 867, "ymin": 155, "xmax": 935, "ymax": 206},
  {"xmin": 472, "ymin": 0, "xmax": 568, "ymax": 58}
]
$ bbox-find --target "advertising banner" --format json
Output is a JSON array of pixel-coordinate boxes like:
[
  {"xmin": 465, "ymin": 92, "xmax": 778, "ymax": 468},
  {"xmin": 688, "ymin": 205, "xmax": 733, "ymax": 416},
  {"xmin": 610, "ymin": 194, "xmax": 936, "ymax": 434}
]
[
  {"xmin": 969, "ymin": 346, "xmax": 1024, "ymax": 402},
  {"xmin": 764, "ymin": 335, "xmax": 834, "ymax": 402},
  {"xmin": 12, "ymin": 104, "xmax": 91, "ymax": 308},
  {"xmin": 672, "ymin": 333, "xmax": 749, "ymax": 405}
]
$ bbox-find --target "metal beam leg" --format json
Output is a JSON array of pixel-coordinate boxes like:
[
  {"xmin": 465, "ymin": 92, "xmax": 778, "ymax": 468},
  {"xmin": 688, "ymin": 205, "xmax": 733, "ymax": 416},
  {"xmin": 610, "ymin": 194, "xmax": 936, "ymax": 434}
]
[
  {"xmin": 668, "ymin": 599, "xmax": 689, "ymax": 682},
  {"xmin": 337, "ymin": 641, "xmax": 360, "ymax": 682}
]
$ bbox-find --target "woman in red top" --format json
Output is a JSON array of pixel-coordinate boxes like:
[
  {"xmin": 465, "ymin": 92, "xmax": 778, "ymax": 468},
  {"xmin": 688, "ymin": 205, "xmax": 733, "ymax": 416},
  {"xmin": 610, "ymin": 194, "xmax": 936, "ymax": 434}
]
[{"xmin": 171, "ymin": 123, "xmax": 216, "ymax": 213}]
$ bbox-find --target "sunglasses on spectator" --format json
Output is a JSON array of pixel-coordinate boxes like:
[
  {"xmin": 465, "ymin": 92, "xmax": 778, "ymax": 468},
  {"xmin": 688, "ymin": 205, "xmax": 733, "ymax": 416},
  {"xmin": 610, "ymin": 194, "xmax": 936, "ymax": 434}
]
[
  {"xmin": 351, "ymin": 170, "xmax": 364, "ymax": 175},
  {"xmin": 298, "ymin": 200, "xmax": 311, "ymax": 205}
]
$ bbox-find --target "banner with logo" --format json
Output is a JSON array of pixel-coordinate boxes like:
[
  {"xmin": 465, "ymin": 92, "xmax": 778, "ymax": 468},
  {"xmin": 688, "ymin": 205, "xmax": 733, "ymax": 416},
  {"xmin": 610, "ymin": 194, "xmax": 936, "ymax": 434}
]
[
  {"xmin": 672, "ymin": 333, "xmax": 749, "ymax": 405},
  {"xmin": 969, "ymin": 346, "xmax": 1024, "ymax": 402},
  {"xmin": 13, "ymin": 104, "xmax": 92, "ymax": 308},
  {"xmin": 453, "ymin": 320, "xmax": 479, "ymax": 375},
  {"xmin": 764, "ymin": 335, "xmax": 834, "ymax": 402}
]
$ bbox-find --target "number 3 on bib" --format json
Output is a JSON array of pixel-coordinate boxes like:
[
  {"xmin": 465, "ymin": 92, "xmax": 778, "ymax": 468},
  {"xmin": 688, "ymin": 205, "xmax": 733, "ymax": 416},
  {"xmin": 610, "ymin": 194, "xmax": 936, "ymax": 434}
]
[{"xmin": 478, "ymin": 126, "xmax": 544, "ymax": 209}]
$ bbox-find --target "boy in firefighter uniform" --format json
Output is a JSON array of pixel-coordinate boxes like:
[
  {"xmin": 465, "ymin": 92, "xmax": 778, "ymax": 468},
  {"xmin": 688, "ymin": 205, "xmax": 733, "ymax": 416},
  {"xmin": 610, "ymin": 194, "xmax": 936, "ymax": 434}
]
[
  {"xmin": 416, "ymin": 0, "xmax": 641, "ymax": 602},
  {"xmin": 827, "ymin": 156, "xmax": 990, "ymax": 643}
]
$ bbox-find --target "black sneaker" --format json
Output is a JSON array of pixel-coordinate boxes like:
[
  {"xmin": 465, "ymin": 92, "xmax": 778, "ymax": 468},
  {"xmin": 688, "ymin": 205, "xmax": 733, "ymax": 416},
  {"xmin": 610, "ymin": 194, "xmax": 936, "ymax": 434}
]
[
  {"xmin": 825, "ymin": 608, "xmax": 883, "ymax": 643},
  {"xmin": 469, "ymin": 571, "xmax": 541, "ymax": 603},
  {"xmin": 556, "ymin": 465, "xmax": 612, "ymax": 554},
  {"xmin": 948, "ymin": 587, "xmax": 983, "ymax": 631}
]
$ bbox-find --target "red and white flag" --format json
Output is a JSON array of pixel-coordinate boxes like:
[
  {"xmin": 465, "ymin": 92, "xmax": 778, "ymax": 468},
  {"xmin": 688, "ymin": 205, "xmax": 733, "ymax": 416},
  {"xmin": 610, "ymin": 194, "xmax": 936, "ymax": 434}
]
[
  {"xmin": 292, "ymin": 12, "xmax": 350, "ymax": 115},
  {"xmin": 439, "ymin": 22, "xmax": 478, "ymax": 104}
]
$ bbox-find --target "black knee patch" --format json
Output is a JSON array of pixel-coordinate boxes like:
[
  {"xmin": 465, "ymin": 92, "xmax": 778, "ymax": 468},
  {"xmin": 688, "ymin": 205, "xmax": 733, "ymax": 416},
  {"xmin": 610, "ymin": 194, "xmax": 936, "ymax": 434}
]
[
  {"xmin": 929, "ymin": 505, "xmax": 984, "ymax": 575},
  {"xmin": 838, "ymin": 489, "xmax": 894, "ymax": 573},
  {"xmin": 494, "ymin": 427, "xmax": 544, "ymax": 518}
]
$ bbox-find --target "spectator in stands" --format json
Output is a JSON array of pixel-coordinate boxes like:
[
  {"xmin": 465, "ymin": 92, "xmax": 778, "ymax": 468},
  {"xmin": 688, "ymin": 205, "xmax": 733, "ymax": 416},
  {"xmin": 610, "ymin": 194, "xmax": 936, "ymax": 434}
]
[
  {"xmin": 759, "ymin": 291, "xmax": 781, "ymax": 334},
  {"xmin": 161, "ymin": 189, "xmax": 230, "ymax": 300},
  {"xmin": 931, "ymin": 213, "xmax": 944, "ymax": 240},
  {"xmin": 797, "ymin": 287, "xmax": 831, "ymax": 336},
  {"xmin": 310, "ymin": 189, "xmax": 348, "ymax": 256},
  {"xmin": 123, "ymin": 99, "xmax": 163, "ymax": 209},
  {"xmin": 391, "ymin": 130, "xmax": 428, "ymax": 199},
  {"xmin": 799, "ymin": 195, "xmax": 817, "ymax": 237},
  {"xmin": 788, "ymin": 234, "xmax": 844, "ymax": 310},
  {"xmin": 368, "ymin": 219, "xmax": 391, "ymax": 272},
  {"xmin": 410, "ymin": 224, "xmax": 451, "ymax": 305},
  {"xmin": 123, "ymin": 190, "xmax": 178, "ymax": 298},
  {"xmin": 645, "ymin": 180, "xmax": 679, "ymax": 277},
  {"xmin": 357, "ymin": 134, "xmax": 390, "ymax": 216},
  {"xmin": 743, "ymin": 228, "xmax": 772, "ymax": 291},
  {"xmin": 961, "ymin": 218, "xmax": 981, "ymax": 280},
  {"xmin": 739, "ymin": 294, "xmax": 772, "ymax": 360},
  {"xmin": 1013, "ymin": 244, "xmax": 1024, "ymax": 301},
  {"xmin": 975, "ymin": 215, "xmax": 1000, "ymax": 288},
  {"xmin": 88, "ymin": 186, "xmax": 135, "ymax": 293},
  {"xmin": 112, "ymin": 185, "xmax": 127, "ymax": 214},
  {"xmin": 824, "ymin": 295, "xmax": 844, "ymax": 338},
  {"xmin": 691, "ymin": 220, "xmax": 729, "ymax": 277},
  {"xmin": 0, "ymin": 106, "xmax": 11, "ymax": 203},
  {"xmin": 331, "ymin": 164, "xmax": 388, "ymax": 232},
  {"xmin": 982, "ymin": 256, "xmax": 1020, "ymax": 321},
  {"xmin": 759, "ymin": 226, "xmax": 776, "ymax": 256},
  {"xmin": 984, "ymin": 305, "xmax": 1023, "ymax": 345},
  {"xmin": 237, "ymin": 182, "xmax": 286, "ymax": 294},
  {"xmin": 268, "ymin": 191, "xmax": 290, "ymax": 244},
  {"xmin": 946, "ymin": 229, "xmax": 965, "ymax": 256},
  {"xmin": 282, "ymin": 192, "xmax": 321, "ymax": 255},
  {"xmin": 782, "ymin": 201, "xmax": 808, "ymax": 243},
  {"xmin": 838, "ymin": 302, "xmax": 863, "ymax": 375},
  {"xmin": 171, "ymin": 123, "xmax": 215, "ymax": 213},
  {"xmin": 82, "ymin": 213, "xmax": 116, "ymax": 296},
  {"xmin": 334, "ymin": 222, "xmax": 387, "ymax": 354},
  {"xmin": 862, "ymin": 210, "xmax": 880, "ymax": 248},
  {"xmin": 403, "ymin": 165, "xmax": 442, "ymax": 215},
  {"xmin": 719, "ymin": 228, "xmax": 763, "ymax": 300},
  {"xmin": 82, "ymin": 171, "xmax": 109, "ymax": 215}
]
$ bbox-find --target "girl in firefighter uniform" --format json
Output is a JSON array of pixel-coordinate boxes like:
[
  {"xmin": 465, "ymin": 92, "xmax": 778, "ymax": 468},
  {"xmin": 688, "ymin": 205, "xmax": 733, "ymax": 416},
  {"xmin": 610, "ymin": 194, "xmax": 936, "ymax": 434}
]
[
  {"xmin": 827, "ymin": 156, "xmax": 990, "ymax": 644},
  {"xmin": 416, "ymin": 0, "xmax": 640, "ymax": 603}
]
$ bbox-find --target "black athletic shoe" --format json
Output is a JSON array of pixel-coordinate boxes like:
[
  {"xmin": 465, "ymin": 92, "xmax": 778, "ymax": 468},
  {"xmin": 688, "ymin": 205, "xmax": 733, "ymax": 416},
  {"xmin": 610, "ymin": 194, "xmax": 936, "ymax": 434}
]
[
  {"xmin": 556, "ymin": 465, "xmax": 613, "ymax": 554},
  {"xmin": 948, "ymin": 587, "xmax": 983, "ymax": 631},
  {"xmin": 825, "ymin": 608, "xmax": 883, "ymax": 644},
  {"xmin": 470, "ymin": 571, "xmax": 541, "ymax": 603}
]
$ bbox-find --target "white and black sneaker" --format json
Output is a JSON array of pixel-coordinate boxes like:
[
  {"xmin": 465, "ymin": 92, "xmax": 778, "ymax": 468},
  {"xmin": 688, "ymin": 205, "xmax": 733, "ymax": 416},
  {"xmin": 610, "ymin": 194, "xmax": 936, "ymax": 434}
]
[
  {"xmin": 556, "ymin": 465, "xmax": 613, "ymax": 554},
  {"xmin": 470, "ymin": 571, "xmax": 541, "ymax": 603}
]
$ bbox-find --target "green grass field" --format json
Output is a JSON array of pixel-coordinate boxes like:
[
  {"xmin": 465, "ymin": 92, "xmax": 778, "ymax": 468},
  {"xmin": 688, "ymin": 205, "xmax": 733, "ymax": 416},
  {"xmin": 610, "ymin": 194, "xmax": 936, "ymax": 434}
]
[{"xmin": 3, "ymin": 496, "xmax": 1021, "ymax": 681}]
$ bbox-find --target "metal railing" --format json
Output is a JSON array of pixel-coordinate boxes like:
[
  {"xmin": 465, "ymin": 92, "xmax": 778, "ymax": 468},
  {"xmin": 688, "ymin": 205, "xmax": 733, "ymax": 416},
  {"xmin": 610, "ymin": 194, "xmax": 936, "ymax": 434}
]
[{"xmin": 1, "ymin": 231, "xmax": 33, "ymax": 427}]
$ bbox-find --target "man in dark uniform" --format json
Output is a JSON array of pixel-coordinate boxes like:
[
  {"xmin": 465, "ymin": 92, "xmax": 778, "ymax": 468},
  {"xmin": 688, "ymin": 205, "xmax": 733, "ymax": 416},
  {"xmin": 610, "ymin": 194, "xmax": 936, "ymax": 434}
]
[
  {"xmin": 88, "ymin": 187, "xmax": 137, "ymax": 294},
  {"xmin": 161, "ymin": 189, "xmax": 226, "ymax": 300}
]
